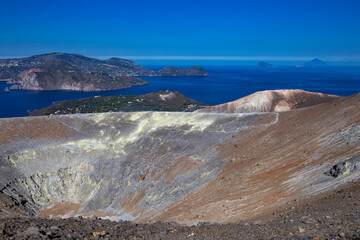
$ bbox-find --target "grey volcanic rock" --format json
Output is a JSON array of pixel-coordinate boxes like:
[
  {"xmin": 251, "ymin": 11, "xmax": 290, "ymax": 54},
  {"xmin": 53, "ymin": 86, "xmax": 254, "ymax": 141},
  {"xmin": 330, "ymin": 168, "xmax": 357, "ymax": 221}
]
[
  {"xmin": 0, "ymin": 93, "xmax": 359, "ymax": 225},
  {"xmin": 197, "ymin": 90, "xmax": 341, "ymax": 113},
  {"xmin": 256, "ymin": 61, "xmax": 275, "ymax": 68}
]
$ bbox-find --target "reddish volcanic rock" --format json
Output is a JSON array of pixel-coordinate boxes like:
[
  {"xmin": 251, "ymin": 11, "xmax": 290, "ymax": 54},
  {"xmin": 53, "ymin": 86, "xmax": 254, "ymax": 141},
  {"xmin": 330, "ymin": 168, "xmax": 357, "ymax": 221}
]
[
  {"xmin": 197, "ymin": 89, "xmax": 342, "ymax": 113},
  {"xmin": 12, "ymin": 68, "xmax": 43, "ymax": 90},
  {"xmin": 9, "ymin": 61, "xmax": 148, "ymax": 91}
]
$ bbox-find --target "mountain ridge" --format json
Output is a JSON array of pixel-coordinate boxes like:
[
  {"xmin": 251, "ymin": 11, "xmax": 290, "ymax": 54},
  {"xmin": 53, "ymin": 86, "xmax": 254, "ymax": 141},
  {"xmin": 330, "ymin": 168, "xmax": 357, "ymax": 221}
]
[
  {"xmin": 197, "ymin": 89, "xmax": 341, "ymax": 113},
  {"xmin": 0, "ymin": 52, "xmax": 209, "ymax": 79}
]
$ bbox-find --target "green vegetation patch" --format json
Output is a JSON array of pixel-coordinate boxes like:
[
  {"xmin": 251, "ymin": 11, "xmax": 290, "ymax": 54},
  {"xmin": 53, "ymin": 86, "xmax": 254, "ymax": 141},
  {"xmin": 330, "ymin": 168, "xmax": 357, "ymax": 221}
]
[{"xmin": 29, "ymin": 91, "xmax": 207, "ymax": 116}]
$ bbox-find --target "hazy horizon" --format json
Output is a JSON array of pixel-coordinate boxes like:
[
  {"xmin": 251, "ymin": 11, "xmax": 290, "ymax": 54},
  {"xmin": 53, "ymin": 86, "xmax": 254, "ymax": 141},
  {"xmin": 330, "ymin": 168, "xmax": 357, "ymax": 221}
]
[{"xmin": 1, "ymin": 53, "xmax": 360, "ymax": 66}]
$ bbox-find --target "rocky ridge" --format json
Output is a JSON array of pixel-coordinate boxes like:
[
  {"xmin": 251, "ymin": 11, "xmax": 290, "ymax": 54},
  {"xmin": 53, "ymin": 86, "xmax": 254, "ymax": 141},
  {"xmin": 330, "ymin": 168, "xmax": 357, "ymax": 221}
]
[
  {"xmin": 197, "ymin": 89, "xmax": 341, "ymax": 113},
  {"xmin": 0, "ymin": 53, "xmax": 151, "ymax": 78}
]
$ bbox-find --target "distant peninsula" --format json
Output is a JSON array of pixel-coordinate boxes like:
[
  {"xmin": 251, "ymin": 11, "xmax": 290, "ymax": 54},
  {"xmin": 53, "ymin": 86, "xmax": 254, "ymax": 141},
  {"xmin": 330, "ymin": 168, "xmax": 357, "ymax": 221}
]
[
  {"xmin": 256, "ymin": 61, "xmax": 276, "ymax": 68},
  {"xmin": 28, "ymin": 90, "xmax": 206, "ymax": 116},
  {"xmin": 0, "ymin": 53, "xmax": 209, "ymax": 91}
]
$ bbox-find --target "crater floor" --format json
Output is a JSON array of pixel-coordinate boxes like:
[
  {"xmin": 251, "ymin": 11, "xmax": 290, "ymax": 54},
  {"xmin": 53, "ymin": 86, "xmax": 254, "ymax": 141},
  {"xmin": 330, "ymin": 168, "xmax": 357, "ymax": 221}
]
[{"xmin": 1, "ymin": 181, "xmax": 359, "ymax": 239}]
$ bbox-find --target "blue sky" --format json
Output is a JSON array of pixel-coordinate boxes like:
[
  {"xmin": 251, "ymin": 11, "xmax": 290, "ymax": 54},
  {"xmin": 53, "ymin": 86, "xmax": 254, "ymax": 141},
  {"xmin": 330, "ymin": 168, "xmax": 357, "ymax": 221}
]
[{"xmin": 0, "ymin": 0, "xmax": 359, "ymax": 62}]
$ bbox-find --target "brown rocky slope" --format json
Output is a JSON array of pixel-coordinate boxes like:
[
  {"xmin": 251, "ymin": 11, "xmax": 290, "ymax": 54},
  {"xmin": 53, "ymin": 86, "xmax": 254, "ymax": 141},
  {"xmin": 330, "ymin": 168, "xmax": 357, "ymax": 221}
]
[{"xmin": 0, "ymin": 181, "xmax": 359, "ymax": 239}]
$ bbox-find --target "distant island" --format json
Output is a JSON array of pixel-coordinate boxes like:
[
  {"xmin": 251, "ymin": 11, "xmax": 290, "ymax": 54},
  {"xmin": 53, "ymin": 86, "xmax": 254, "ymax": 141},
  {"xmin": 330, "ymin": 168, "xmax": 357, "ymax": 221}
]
[
  {"xmin": 157, "ymin": 66, "xmax": 209, "ymax": 76},
  {"xmin": 256, "ymin": 61, "xmax": 276, "ymax": 68},
  {"xmin": 0, "ymin": 53, "xmax": 209, "ymax": 91},
  {"xmin": 297, "ymin": 58, "xmax": 329, "ymax": 67},
  {"xmin": 28, "ymin": 90, "xmax": 206, "ymax": 116}
]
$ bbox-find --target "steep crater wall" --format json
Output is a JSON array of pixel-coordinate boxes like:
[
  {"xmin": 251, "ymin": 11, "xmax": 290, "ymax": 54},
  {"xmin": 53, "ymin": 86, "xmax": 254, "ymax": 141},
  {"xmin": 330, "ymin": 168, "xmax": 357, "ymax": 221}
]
[{"xmin": 0, "ymin": 112, "xmax": 269, "ymax": 222}]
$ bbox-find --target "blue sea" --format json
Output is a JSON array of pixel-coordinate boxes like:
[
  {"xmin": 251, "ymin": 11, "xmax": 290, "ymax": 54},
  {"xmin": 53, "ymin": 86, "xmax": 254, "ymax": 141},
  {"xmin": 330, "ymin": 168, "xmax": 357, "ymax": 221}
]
[{"xmin": 1, "ymin": 65, "xmax": 360, "ymax": 118}]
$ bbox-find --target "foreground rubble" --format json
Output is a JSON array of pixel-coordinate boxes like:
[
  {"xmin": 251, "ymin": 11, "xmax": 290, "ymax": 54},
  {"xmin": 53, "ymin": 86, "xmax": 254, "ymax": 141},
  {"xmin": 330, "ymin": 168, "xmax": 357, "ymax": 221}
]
[{"xmin": 1, "ymin": 180, "xmax": 359, "ymax": 239}]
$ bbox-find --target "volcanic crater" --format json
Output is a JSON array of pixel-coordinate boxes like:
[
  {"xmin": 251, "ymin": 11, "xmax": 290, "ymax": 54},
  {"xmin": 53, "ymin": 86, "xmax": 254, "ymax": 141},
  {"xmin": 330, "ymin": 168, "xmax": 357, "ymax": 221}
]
[{"xmin": 0, "ymin": 92, "xmax": 359, "ymax": 228}]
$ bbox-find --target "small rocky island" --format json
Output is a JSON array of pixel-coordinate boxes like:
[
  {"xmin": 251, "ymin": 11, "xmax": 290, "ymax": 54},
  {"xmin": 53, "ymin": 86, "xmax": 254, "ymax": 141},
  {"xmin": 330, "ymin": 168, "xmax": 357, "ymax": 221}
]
[
  {"xmin": 256, "ymin": 61, "xmax": 276, "ymax": 68},
  {"xmin": 0, "ymin": 53, "xmax": 209, "ymax": 91},
  {"xmin": 157, "ymin": 66, "xmax": 209, "ymax": 76},
  {"xmin": 298, "ymin": 58, "xmax": 329, "ymax": 67},
  {"xmin": 28, "ymin": 90, "xmax": 206, "ymax": 116}
]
